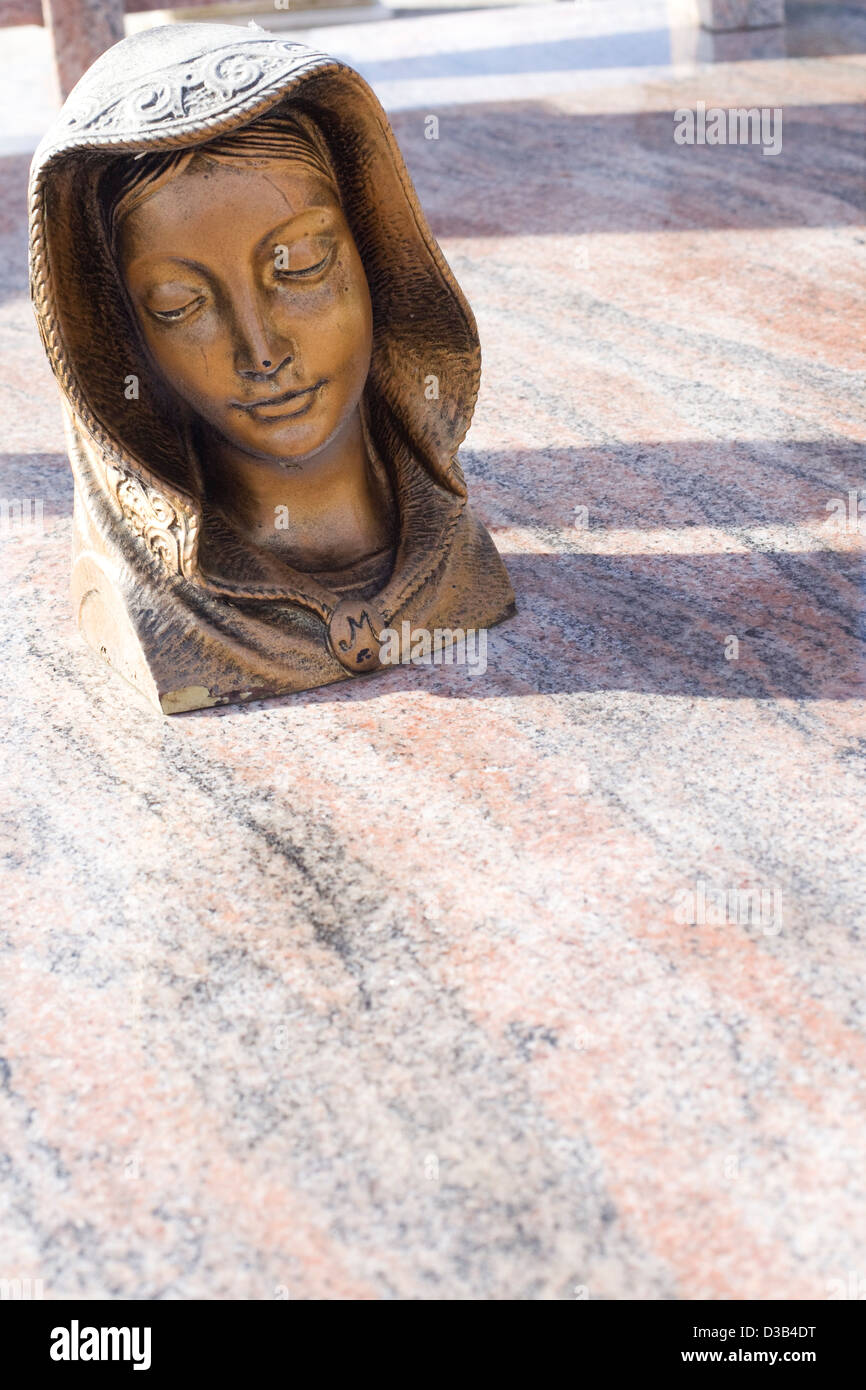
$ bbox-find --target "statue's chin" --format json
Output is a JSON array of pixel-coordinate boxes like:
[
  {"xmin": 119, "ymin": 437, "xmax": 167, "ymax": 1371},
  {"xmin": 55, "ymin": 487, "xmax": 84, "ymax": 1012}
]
[
  {"xmin": 221, "ymin": 399, "xmax": 365, "ymax": 470},
  {"xmin": 201, "ymin": 415, "xmax": 329, "ymax": 468}
]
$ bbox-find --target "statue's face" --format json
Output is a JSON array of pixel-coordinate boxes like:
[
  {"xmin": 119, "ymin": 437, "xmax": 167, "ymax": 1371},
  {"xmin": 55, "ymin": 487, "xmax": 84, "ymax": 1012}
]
[{"xmin": 118, "ymin": 157, "xmax": 373, "ymax": 464}]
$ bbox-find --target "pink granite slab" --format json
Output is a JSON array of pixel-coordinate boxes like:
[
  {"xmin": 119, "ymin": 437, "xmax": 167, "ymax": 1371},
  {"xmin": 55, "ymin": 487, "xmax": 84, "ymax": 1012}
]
[{"xmin": 0, "ymin": 1, "xmax": 865, "ymax": 1300}]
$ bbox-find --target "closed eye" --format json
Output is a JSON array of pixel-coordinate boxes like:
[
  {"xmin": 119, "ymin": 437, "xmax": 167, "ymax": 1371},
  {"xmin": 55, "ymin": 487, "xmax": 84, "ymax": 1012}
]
[
  {"xmin": 149, "ymin": 295, "xmax": 205, "ymax": 323},
  {"xmin": 276, "ymin": 247, "xmax": 334, "ymax": 280}
]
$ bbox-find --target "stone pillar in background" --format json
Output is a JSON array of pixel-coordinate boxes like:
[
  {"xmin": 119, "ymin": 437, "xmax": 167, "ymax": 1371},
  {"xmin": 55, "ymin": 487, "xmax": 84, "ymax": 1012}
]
[
  {"xmin": 2, "ymin": 1, "xmax": 43, "ymax": 23},
  {"xmin": 41, "ymin": 0, "xmax": 125, "ymax": 98},
  {"xmin": 698, "ymin": 0, "xmax": 785, "ymax": 30}
]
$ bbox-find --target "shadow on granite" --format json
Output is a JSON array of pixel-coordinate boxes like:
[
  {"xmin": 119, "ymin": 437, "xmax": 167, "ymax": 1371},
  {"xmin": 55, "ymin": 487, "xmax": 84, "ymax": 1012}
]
[
  {"xmin": 392, "ymin": 104, "xmax": 866, "ymax": 237},
  {"xmin": 784, "ymin": 0, "xmax": 866, "ymax": 60},
  {"xmin": 0, "ymin": 155, "xmax": 31, "ymax": 306},
  {"xmin": 4, "ymin": 98, "xmax": 863, "ymax": 301},
  {"xmin": 173, "ymin": 545, "xmax": 862, "ymax": 714},
  {"xmin": 5, "ymin": 438, "xmax": 863, "ymax": 709},
  {"xmin": 0, "ymin": 454, "xmax": 71, "ymax": 504},
  {"xmin": 467, "ymin": 440, "xmax": 866, "ymax": 530},
  {"xmin": 12, "ymin": 438, "xmax": 864, "ymax": 526}
]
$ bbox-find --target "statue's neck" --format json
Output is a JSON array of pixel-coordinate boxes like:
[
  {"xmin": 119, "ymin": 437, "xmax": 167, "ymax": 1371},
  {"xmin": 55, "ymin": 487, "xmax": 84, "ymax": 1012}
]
[{"xmin": 202, "ymin": 405, "xmax": 395, "ymax": 573}]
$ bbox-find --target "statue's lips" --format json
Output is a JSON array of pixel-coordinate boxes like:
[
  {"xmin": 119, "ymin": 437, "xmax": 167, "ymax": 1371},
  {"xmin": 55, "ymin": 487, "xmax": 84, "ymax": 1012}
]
[{"xmin": 232, "ymin": 381, "xmax": 324, "ymax": 421}]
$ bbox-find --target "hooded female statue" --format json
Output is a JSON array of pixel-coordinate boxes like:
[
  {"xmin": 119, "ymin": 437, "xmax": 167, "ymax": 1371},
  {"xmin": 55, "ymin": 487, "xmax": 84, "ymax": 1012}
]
[{"xmin": 29, "ymin": 22, "xmax": 514, "ymax": 713}]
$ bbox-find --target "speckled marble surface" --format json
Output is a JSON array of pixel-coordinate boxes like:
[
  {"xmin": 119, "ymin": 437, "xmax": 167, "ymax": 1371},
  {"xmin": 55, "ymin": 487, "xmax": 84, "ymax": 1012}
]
[{"xmin": 1, "ymin": 1, "xmax": 865, "ymax": 1300}]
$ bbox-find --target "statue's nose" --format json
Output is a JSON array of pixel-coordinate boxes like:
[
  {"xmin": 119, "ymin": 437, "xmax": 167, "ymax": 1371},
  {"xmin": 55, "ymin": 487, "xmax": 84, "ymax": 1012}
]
[{"xmin": 232, "ymin": 289, "xmax": 291, "ymax": 379}]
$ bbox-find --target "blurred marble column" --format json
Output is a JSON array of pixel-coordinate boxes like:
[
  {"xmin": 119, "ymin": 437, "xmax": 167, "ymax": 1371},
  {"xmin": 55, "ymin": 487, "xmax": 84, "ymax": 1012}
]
[
  {"xmin": 41, "ymin": 0, "xmax": 124, "ymax": 98},
  {"xmin": 2, "ymin": 1, "xmax": 42, "ymax": 22},
  {"xmin": 698, "ymin": 0, "xmax": 785, "ymax": 30}
]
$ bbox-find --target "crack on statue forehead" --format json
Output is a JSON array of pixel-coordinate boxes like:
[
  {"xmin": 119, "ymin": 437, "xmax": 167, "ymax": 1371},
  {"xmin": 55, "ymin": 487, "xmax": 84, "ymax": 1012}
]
[{"xmin": 104, "ymin": 110, "xmax": 340, "ymax": 242}]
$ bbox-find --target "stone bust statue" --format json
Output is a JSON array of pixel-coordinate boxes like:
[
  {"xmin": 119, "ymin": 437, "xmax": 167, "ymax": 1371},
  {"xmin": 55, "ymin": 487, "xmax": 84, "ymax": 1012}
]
[{"xmin": 29, "ymin": 23, "xmax": 514, "ymax": 712}]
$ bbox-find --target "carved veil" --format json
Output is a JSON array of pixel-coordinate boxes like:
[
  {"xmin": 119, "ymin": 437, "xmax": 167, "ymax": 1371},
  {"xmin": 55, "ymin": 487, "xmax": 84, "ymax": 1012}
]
[{"xmin": 30, "ymin": 23, "xmax": 514, "ymax": 712}]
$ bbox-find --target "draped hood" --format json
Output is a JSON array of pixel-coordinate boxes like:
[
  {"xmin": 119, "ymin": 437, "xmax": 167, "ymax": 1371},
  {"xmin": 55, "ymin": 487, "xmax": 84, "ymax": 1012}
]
[
  {"xmin": 27, "ymin": 23, "xmax": 514, "ymax": 712},
  {"xmin": 30, "ymin": 22, "xmax": 478, "ymax": 559}
]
